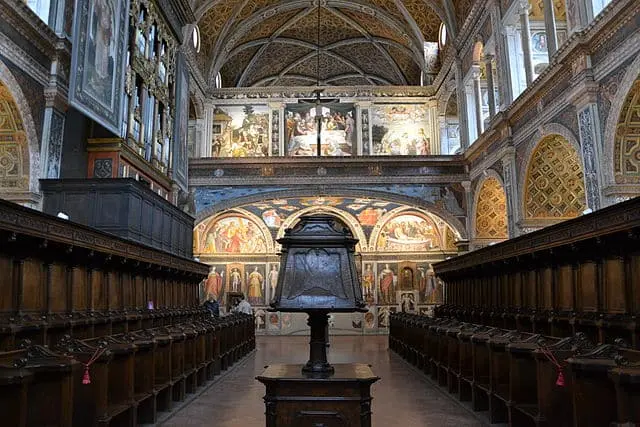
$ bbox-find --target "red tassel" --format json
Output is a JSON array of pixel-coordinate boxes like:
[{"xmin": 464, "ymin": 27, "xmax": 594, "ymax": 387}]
[
  {"xmin": 82, "ymin": 366, "xmax": 91, "ymax": 385},
  {"xmin": 555, "ymin": 370, "xmax": 565, "ymax": 387}
]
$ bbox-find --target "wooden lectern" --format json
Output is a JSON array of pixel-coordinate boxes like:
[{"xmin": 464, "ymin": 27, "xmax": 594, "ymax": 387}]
[{"xmin": 257, "ymin": 215, "xmax": 379, "ymax": 427}]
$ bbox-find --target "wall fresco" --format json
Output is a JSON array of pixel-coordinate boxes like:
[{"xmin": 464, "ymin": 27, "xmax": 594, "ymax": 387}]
[
  {"xmin": 371, "ymin": 104, "xmax": 432, "ymax": 155},
  {"xmin": 211, "ymin": 105, "xmax": 269, "ymax": 157}
]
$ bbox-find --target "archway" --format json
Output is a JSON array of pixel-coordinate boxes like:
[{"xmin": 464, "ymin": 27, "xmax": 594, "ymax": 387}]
[
  {"xmin": 473, "ymin": 174, "xmax": 508, "ymax": 243},
  {"xmin": 613, "ymin": 77, "xmax": 640, "ymax": 187},
  {"xmin": 0, "ymin": 61, "xmax": 40, "ymax": 208},
  {"xmin": 0, "ymin": 80, "xmax": 31, "ymax": 204},
  {"xmin": 522, "ymin": 134, "xmax": 586, "ymax": 228}
]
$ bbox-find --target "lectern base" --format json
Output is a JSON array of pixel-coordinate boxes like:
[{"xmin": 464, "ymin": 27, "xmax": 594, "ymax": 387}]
[{"xmin": 256, "ymin": 363, "xmax": 379, "ymax": 427}]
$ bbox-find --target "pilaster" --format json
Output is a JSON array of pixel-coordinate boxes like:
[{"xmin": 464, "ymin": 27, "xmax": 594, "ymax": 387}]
[{"xmin": 501, "ymin": 147, "xmax": 519, "ymax": 237}]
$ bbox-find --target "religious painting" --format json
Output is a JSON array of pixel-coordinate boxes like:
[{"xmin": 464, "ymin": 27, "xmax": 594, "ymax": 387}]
[
  {"xmin": 425, "ymin": 277, "xmax": 444, "ymax": 305},
  {"xmin": 352, "ymin": 312, "xmax": 363, "ymax": 329},
  {"xmin": 70, "ymin": 0, "xmax": 130, "ymax": 135},
  {"xmin": 245, "ymin": 264, "xmax": 266, "ymax": 305},
  {"xmin": 281, "ymin": 313, "xmax": 292, "ymax": 329},
  {"xmin": 399, "ymin": 291, "xmax": 418, "ymax": 313},
  {"xmin": 376, "ymin": 213, "xmax": 441, "ymax": 252},
  {"xmin": 357, "ymin": 207, "xmax": 388, "ymax": 226},
  {"xmin": 254, "ymin": 308, "xmax": 266, "ymax": 330},
  {"xmin": 203, "ymin": 264, "xmax": 226, "ymax": 301},
  {"xmin": 364, "ymin": 307, "xmax": 376, "ymax": 329},
  {"xmin": 211, "ymin": 105, "xmax": 269, "ymax": 157},
  {"xmin": 416, "ymin": 263, "xmax": 437, "ymax": 303},
  {"xmin": 268, "ymin": 312, "xmax": 280, "ymax": 330},
  {"xmin": 531, "ymin": 32, "xmax": 548, "ymax": 53},
  {"xmin": 172, "ymin": 52, "xmax": 189, "ymax": 191},
  {"xmin": 377, "ymin": 263, "xmax": 397, "ymax": 304},
  {"xmin": 197, "ymin": 215, "xmax": 268, "ymax": 254},
  {"xmin": 377, "ymin": 306, "xmax": 395, "ymax": 328},
  {"xmin": 419, "ymin": 306, "xmax": 435, "ymax": 317},
  {"xmin": 398, "ymin": 262, "xmax": 416, "ymax": 291},
  {"xmin": 262, "ymin": 209, "xmax": 283, "ymax": 228},
  {"xmin": 284, "ymin": 104, "xmax": 355, "ymax": 156},
  {"xmin": 267, "ymin": 263, "xmax": 280, "ymax": 303},
  {"xmin": 361, "ymin": 262, "xmax": 376, "ymax": 305},
  {"xmin": 226, "ymin": 263, "xmax": 245, "ymax": 294},
  {"xmin": 371, "ymin": 104, "xmax": 432, "ymax": 155}
]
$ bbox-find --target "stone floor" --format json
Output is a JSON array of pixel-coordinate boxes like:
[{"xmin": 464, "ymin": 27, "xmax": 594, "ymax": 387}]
[{"xmin": 161, "ymin": 335, "xmax": 484, "ymax": 427}]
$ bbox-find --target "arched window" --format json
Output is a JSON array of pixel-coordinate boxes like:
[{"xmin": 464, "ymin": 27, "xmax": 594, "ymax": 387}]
[
  {"xmin": 439, "ymin": 23, "xmax": 447, "ymax": 49},
  {"xmin": 192, "ymin": 25, "xmax": 201, "ymax": 53}
]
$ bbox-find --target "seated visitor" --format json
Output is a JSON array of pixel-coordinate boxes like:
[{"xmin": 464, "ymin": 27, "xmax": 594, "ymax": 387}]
[
  {"xmin": 203, "ymin": 294, "xmax": 220, "ymax": 317},
  {"xmin": 232, "ymin": 294, "xmax": 252, "ymax": 315}
]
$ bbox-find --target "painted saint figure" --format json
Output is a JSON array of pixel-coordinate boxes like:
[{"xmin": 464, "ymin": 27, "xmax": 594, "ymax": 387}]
[
  {"xmin": 379, "ymin": 263, "xmax": 395, "ymax": 304},
  {"xmin": 247, "ymin": 266, "xmax": 264, "ymax": 305},
  {"xmin": 268, "ymin": 264, "xmax": 279, "ymax": 297},
  {"xmin": 230, "ymin": 267, "xmax": 242, "ymax": 292},
  {"xmin": 205, "ymin": 266, "xmax": 224, "ymax": 300},
  {"xmin": 362, "ymin": 264, "xmax": 374, "ymax": 298},
  {"xmin": 90, "ymin": 0, "xmax": 115, "ymax": 85}
]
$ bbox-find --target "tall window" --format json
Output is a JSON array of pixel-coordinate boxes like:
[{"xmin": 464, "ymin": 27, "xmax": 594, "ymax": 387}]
[{"xmin": 25, "ymin": 0, "xmax": 50, "ymax": 23}]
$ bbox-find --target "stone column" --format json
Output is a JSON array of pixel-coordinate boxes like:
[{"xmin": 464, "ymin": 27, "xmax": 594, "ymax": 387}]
[
  {"xmin": 577, "ymin": 104, "xmax": 603, "ymax": 210},
  {"xmin": 519, "ymin": 1, "xmax": 535, "ymax": 86},
  {"xmin": 484, "ymin": 55, "xmax": 497, "ymax": 118},
  {"xmin": 461, "ymin": 180, "xmax": 473, "ymax": 241},
  {"xmin": 491, "ymin": 2, "xmax": 513, "ymax": 108},
  {"xmin": 542, "ymin": 0, "xmax": 559, "ymax": 57},
  {"xmin": 501, "ymin": 147, "xmax": 519, "ymax": 237},
  {"xmin": 40, "ymin": 59, "xmax": 67, "ymax": 179},
  {"xmin": 454, "ymin": 58, "xmax": 470, "ymax": 149},
  {"xmin": 565, "ymin": 0, "xmax": 593, "ymax": 35},
  {"xmin": 438, "ymin": 116, "xmax": 449, "ymax": 154},
  {"xmin": 472, "ymin": 69, "xmax": 484, "ymax": 137},
  {"xmin": 202, "ymin": 103, "xmax": 215, "ymax": 157}
]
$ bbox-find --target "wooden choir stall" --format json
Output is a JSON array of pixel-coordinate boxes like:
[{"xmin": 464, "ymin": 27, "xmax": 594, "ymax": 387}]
[
  {"xmin": 0, "ymin": 199, "xmax": 255, "ymax": 427},
  {"xmin": 389, "ymin": 196, "xmax": 640, "ymax": 427}
]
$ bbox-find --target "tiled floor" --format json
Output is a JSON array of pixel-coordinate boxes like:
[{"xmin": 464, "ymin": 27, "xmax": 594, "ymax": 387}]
[{"xmin": 161, "ymin": 335, "xmax": 484, "ymax": 427}]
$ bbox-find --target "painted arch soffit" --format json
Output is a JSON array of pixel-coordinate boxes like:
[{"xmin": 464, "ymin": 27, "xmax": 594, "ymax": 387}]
[{"xmin": 196, "ymin": 0, "xmax": 446, "ymax": 88}]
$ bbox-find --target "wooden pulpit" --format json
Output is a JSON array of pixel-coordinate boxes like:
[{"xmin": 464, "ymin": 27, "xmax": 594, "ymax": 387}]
[{"xmin": 257, "ymin": 363, "xmax": 379, "ymax": 427}]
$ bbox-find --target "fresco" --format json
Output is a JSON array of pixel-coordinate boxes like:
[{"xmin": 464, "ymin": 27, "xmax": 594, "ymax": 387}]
[
  {"xmin": 376, "ymin": 213, "xmax": 441, "ymax": 252},
  {"xmin": 193, "ymin": 197, "xmax": 455, "ymax": 334},
  {"xmin": 212, "ymin": 105, "xmax": 269, "ymax": 157},
  {"xmin": 285, "ymin": 104, "xmax": 355, "ymax": 156},
  {"xmin": 197, "ymin": 215, "xmax": 268, "ymax": 254},
  {"xmin": 371, "ymin": 104, "xmax": 432, "ymax": 155},
  {"xmin": 246, "ymin": 264, "xmax": 266, "ymax": 305}
]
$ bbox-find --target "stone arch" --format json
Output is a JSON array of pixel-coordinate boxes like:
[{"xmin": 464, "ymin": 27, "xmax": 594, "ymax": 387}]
[
  {"xmin": 602, "ymin": 55, "xmax": 640, "ymax": 201},
  {"xmin": 472, "ymin": 171, "xmax": 508, "ymax": 240},
  {"xmin": 0, "ymin": 60, "xmax": 40, "ymax": 206},
  {"xmin": 276, "ymin": 206, "xmax": 367, "ymax": 253},
  {"xmin": 194, "ymin": 208, "xmax": 275, "ymax": 255},
  {"xmin": 194, "ymin": 188, "xmax": 468, "ymax": 240},
  {"xmin": 522, "ymin": 133, "xmax": 586, "ymax": 223}
]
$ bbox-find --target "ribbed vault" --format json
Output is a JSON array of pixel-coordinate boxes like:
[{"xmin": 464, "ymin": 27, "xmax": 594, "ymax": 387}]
[{"xmin": 194, "ymin": 0, "xmax": 453, "ymax": 88}]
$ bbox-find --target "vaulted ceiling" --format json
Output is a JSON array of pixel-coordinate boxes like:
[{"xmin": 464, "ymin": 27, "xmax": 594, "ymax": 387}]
[{"xmin": 192, "ymin": 0, "xmax": 473, "ymax": 88}]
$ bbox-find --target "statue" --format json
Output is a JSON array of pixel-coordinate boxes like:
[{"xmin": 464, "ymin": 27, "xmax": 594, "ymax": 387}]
[{"xmin": 177, "ymin": 188, "xmax": 196, "ymax": 215}]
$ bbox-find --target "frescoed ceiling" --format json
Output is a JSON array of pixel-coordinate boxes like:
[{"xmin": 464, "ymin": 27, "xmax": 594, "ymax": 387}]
[{"xmin": 192, "ymin": 0, "xmax": 456, "ymax": 88}]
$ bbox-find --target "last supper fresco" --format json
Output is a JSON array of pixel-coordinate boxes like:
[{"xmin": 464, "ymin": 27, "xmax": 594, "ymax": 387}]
[{"xmin": 194, "ymin": 196, "xmax": 458, "ymax": 334}]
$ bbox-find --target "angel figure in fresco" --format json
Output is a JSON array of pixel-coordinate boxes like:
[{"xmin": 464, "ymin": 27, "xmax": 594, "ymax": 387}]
[
  {"xmin": 205, "ymin": 266, "xmax": 224, "ymax": 300},
  {"xmin": 379, "ymin": 264, "xmax": 395, "ymax": 304},
  {"xmin": 362, "ymin": 264, "xmax": 374, "ymax": 298},
  {"xmin": 247, "ymin": 267, "xmax": 264, "ymax": 305}
]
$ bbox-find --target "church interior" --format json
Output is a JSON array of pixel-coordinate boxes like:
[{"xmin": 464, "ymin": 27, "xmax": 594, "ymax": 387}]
[{"xmin": 0, "ymin": 0, "xmax": 639, "ymax": 425}]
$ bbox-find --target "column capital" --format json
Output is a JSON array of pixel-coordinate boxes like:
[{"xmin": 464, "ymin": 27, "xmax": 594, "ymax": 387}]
[
  {"xmin": 518, "ymin": 0, "xmax": 532, "ymax": 14},
  {"xmin": 461, "ymin": 181, "xmax": 472, "ymax": 192}
]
